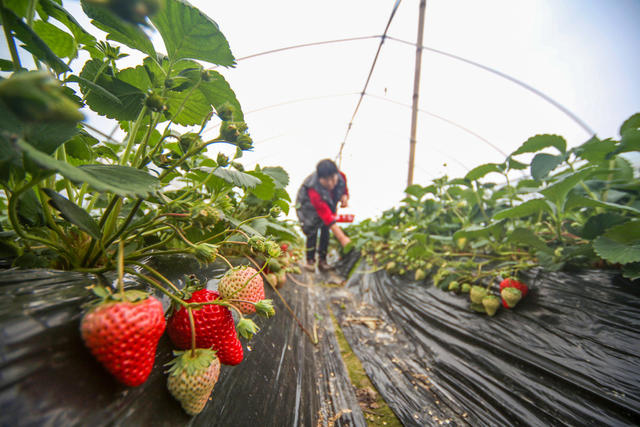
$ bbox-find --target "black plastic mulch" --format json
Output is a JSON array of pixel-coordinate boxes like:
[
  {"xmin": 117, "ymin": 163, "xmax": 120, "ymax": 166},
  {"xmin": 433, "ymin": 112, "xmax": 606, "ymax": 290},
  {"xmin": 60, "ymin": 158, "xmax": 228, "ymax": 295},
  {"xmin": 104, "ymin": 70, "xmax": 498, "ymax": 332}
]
[
  {"xmin": 330, "ymin": 261, "xmax": 640, "ymax": 426},
  {"xmin": 0, "ymin": 256, "xmax": 365, "ymax": 426}
]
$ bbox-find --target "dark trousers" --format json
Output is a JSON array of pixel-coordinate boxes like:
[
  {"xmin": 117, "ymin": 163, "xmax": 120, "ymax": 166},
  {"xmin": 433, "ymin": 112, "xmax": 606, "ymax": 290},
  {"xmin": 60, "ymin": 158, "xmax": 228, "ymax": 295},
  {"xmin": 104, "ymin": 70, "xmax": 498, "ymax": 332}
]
[{"xmin": 305, "ymin": 225, "xmax": 329, "ymax": 262}]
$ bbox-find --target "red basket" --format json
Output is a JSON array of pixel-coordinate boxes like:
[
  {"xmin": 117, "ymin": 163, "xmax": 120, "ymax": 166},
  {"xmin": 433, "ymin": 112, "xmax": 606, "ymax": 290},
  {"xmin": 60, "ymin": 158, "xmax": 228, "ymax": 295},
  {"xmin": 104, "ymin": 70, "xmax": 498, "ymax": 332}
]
[{"xmin": 336, "ymin": 214, "xmax": 355, "ymax": 223}]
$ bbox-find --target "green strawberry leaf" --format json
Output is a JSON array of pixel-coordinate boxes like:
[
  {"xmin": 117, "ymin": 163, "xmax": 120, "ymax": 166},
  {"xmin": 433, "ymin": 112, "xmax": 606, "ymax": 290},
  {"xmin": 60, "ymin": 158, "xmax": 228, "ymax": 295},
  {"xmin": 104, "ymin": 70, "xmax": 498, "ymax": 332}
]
[
  {"xmin": 573, "ymin": 136, "xmax": 617, "ymax": 163},
  {"xmin": 213, "ymin": 168, "xmax": 261, "ymax": 189},
  {"xmin": 199, "ymin": 71, "xmax": 244, "ymax": 121},
  {"xmin": 150, "ymin": 0, "xmax": 235, "ymax": 66},
  {"xmin": 65, "ymin": 74, "xmax": 122, "ymax": 106},
  {"xmin": 464, "ymin": 162, "xmax": 504, "ymax": 181},
  {"xmin": 32, "ymin": 20, "xmax": 77, "ymax": 58},
  {"xmin": 2, "ymin": 0, "xmax": 28, "ymax": 17},
  {"xmin": 493, "ymin": 198, "xmax": 553, "ymax": 220},
  {"xmin": 165, "ymin": 86, "xmax": 212, "ymax": 126},
  {"xmin": 540, "ymin": 166, "xmax": 597, "ymax": 209},
  {"xmin": 0, "ymin": 59, "xmax": 15, "ymax": 71},
  {"xmin": 43, "ymin": 189, "xmax": 101, "ymax": 240},
  {"xmin": 261, "ymin": 166, "xmax": 289, "ymax": 189},
  {"xmin": 266, "ymin": 220, "xmax": 298, "ymax": 241},
  {"xmin": 612, "ymin": 129, "xmax": 640, "ymax": 156},
  {"xmin": 247, "ymin": 171, "xmax": 276, "ymax": 201},
  {"xmin": 453, "ymin": 220, "xmax": 505, "ymax": 241},
  {"xmin": 622, "ymin": 262, "xmax": 640, "ymax": 281},
  {"xmin": 78, "ymin": 59, "xmax": 146, "ymax": 121},
  {"xmin": 1, "ymin": 8, "xmax": 70, "ymax": 74},
  {"xmin": 565, "ymin": 194, "xmax": 640, "ymax": 216},
  {"xmin": 593, "ymin": 220, "xmax": 640, "ymax": 265},
  {"xmin": 507, "ymin": 157, "xmax": 528, "ymax": 171},
  {"xmin": 507, "ymin": 227, "xmax": 553, "ymax": 254},
  {"xmin": 619, "ymin": 113, "xmax": 640, "ymax": 136},
  {"xmin": 531, "ymin": 153, "xmax": 565, "ymax": 181},
  {"xmin": 37, "ymin": 0, "xmax": 97, "ymax": 46},
  {"xmin": 17, "ymin": 187, "xmax": 45, "ymax": 227},
  {"xmin": 405, "ymin": 184, "xmax": 436, "ymax": 200},
  {"xmin": 80, "ymin": 0, "xmax": 156, "ymax": 58},
  {"xmin": 18, "ymin": 141, "xmax": 160, "ymax": 198},
  {"xmin": 511, "ymin": 134, "xmax": 567, "ymax": 156},
  {"xmin": 64, "ymin": 132, "xmax": 96, "ymax": 161},
  {"xmin": 580, "ymin": 213, "xmax": 629, "ymax": 240},
  {"xmin": 24, "ymin": 121, "xmax": 80, "ymax": 155}
]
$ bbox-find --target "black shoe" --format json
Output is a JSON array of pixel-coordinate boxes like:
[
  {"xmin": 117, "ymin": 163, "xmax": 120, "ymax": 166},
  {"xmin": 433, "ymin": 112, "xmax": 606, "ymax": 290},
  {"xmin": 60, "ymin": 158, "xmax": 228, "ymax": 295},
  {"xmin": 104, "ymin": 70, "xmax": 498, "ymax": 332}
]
[{"xmin": 318, "ymin": 260, "xmax": 334, "ymax": 272}]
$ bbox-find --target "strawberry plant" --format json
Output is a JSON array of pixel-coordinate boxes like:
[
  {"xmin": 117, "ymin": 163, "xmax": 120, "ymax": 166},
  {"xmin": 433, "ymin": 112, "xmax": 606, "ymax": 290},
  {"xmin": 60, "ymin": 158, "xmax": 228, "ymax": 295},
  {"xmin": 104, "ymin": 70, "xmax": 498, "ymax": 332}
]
[
  {"xmin": 0, "ymin": 0, "xmax": 299, "ymax": 273},
  {"xmin": 0, "ymin": 0, "xmax": 295, "ymax": 415},
  {"xmin": 345, "ymin": 114, "xmax": 640, "ymax": 315}
]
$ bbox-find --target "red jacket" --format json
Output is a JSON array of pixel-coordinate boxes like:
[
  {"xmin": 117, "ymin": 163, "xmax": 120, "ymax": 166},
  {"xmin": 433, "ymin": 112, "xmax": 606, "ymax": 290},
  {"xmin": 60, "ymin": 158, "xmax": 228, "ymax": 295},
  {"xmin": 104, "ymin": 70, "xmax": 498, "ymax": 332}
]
[{"xmin": 305, "ymin": 172, "xmax": 348, "ymax": 226}]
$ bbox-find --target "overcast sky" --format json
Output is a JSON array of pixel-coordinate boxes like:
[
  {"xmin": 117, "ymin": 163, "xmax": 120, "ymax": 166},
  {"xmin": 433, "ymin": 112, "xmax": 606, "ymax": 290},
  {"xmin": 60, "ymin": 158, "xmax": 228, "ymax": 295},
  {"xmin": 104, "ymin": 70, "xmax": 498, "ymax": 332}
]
[{"xmin": 3, "ymin": 0, "xmax": 639, "ymax": 222}]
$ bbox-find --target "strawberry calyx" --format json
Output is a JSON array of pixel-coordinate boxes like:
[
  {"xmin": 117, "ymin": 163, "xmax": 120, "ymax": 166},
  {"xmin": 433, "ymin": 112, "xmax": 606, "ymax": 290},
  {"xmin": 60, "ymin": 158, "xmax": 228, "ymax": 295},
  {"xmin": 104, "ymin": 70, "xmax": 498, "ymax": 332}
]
[
  {"xmin": 179, "ymin": 274, "xmax": 206, "ymax": 300},
  {"xmin": 166, "ymin": 349, "xmax": 218, "ymax": 377},
  {"xmin": 255, "ymin": 299, "xmax": 275, "ymax": 318},
  {"xmin": 86, "ymin": 286, "xmax": 149, "ymax": 309},
  {"xmin": 236, "ymin": 318, "xmax": 260, "ymax": 340}
]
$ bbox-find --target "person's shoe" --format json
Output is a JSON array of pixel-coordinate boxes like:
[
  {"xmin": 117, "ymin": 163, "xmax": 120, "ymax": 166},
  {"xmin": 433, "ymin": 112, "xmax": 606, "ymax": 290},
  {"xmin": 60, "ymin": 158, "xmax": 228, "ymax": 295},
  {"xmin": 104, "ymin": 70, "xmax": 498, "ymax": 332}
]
[
  {"xmin": 302, "ymin": 260, "xmax": 316, "ymax": 272},
  {"xmin": 318, "ymin": 260, "xmax": 334, "ymax": 272}
]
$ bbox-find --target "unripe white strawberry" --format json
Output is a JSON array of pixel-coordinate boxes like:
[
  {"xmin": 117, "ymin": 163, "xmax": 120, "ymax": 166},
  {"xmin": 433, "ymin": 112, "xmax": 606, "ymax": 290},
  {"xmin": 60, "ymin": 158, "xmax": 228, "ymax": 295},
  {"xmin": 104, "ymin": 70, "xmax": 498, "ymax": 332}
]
[
  {"xmin": 166, "ymin": 349, "xmax": 220, "ymax": 416},
  {"xmin": 218, "ymin": 266, "xmax": 265, "ymax": 314}
]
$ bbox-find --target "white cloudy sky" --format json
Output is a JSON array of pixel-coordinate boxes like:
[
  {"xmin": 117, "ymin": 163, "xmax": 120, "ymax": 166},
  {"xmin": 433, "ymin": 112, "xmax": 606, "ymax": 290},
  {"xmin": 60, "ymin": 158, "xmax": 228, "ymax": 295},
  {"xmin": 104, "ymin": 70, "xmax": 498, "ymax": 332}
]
[{"xmin": 3, "ymin": 0, "xmax": 640, "ymax": 222}]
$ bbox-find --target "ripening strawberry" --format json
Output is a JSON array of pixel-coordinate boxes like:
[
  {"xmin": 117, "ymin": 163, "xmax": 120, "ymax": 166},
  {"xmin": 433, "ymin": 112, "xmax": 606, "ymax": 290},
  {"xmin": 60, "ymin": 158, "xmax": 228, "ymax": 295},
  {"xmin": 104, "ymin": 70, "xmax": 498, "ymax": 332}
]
[
  {"xmin": 167, "ymin": 289, "xmax": 243, "ymax": 366},
  {"xmin": 217, "ymin": 265, "xmax": 265, "ymax": 314},
  {"xmin": 501, "ymin": 287, "xmax": 523, "ymax": 308},
  {"xmin": 166, "ymin": 349, "xmax": 221, "ymax": 416},
  {"xmin": 80, "ymin": 291, "xmax": 166, "ymax": 386},
  {"xmin": 482, "ymin": 295, "xmax": 501, "ymax": 317},
  {"xmin": 499, "ymin": 278, "xmax": 529, "ymax": 308}
]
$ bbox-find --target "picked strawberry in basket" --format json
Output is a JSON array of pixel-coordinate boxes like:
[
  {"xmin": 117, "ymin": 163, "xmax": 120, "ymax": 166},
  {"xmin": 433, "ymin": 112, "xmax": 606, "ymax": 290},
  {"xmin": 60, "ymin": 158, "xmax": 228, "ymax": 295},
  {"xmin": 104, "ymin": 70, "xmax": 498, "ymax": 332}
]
[{"xmin": 335, "ymin": 213, "xmax": 355, "ymax": 223}]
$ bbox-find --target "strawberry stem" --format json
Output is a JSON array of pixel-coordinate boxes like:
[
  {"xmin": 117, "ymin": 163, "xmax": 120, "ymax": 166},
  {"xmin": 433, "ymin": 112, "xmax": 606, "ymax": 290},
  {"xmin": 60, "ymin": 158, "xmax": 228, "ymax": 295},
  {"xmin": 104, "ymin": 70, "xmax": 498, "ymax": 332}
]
[
  {"xmin": 247, "ymin": 256, "xmax": 318, "ymax": 345},
  {"xmin": 124, "ymin": 268, "xmax": 187, "ymax": 307},
  {"xmin": 221, "ymin": 301, "xmax": 245, "ymax": 319},
  {"xmin": 228, "ymin": 298, "xmax": 259, "ymax": 306},
  {"xmin": 218, "ymin": 254, "xmax": 234, "ymax": 269},
  {"xmin": 128, "ymin": 261, "xmax": 182, "ymax": 294},
  {"xmin": 187, "ymin": 306, "xmax": 196, "ymax": 357},
  {"xmin": 117, "ymin": 239, "xmax": 125, "ymax": 298}
]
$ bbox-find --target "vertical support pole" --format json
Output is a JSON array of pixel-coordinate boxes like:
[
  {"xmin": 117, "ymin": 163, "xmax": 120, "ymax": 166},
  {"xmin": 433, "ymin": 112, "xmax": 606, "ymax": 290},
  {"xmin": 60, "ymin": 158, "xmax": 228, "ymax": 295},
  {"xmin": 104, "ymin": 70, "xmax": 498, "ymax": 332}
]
[{"xmin": 407, "ymin": 0, "xmax": 427, "ymax": 187}]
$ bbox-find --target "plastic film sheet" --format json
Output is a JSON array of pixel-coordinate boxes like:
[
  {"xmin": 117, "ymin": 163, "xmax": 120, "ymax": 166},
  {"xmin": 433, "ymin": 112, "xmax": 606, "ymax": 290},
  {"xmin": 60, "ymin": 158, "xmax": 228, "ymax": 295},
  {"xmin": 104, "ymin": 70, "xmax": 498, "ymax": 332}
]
[
  {"xmin": 0, "ymin": 256, "xmax": 366, "ymax": 426},
  {"xmin": 330, "ymin": 261, "xmax": 640, "ymax": 426}
]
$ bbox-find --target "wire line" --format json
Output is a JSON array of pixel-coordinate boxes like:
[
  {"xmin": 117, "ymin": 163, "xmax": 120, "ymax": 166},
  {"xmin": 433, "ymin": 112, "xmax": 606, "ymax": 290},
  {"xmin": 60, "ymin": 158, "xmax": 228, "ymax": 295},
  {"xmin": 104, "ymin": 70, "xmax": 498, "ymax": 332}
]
[
  {"xmin": 336, "ymin": 0, "xmax": 403, "ymax": 167},
  {"xmin": 365, "ymin": 93, "xmax": 508, "ymax": 157},
  {"xmin": 234, "ymin": 35, "xmax": 381, "ymax": 62},
  {"xmin": 386, "ymin": 35, "xmax": 595, "ymax": 136}
]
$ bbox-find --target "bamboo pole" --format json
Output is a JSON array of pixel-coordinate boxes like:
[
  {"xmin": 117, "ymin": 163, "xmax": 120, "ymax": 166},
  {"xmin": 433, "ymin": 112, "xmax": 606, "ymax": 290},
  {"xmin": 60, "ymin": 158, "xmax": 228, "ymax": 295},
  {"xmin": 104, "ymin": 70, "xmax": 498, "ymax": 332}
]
[{"xmin": 407, "ymin": 0, "xmax": 427, "ymax": 186}]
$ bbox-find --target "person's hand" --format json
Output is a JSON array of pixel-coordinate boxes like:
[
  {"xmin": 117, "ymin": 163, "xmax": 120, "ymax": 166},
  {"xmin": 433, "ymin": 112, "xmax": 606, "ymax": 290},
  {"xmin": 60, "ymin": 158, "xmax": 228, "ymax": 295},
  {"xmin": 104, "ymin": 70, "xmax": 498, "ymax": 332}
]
[
  {"xmin": 340, "ymin": 194, "xmax": 349, "ymax": 208},
  {"xmin": 330, "ymin": 223, "xmax": 351, "ymax": 247}
]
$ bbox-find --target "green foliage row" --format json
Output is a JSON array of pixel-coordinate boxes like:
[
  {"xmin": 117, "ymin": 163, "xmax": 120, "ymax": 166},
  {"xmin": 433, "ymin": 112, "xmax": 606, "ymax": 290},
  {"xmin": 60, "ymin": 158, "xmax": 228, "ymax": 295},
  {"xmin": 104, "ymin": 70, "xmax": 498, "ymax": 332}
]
[
  {"xmin": 0, "ymin": 0, "xmax": 299, "ymax": 272},
  {"xmin": 345, "ymin": 114, "xmax": 640, "ymax": 286}
]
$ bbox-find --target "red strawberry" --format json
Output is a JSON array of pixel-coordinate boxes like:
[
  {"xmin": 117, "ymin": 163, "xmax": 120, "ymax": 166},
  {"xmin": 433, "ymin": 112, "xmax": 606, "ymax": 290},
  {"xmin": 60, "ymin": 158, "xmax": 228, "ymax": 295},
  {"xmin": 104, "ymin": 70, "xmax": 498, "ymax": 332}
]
[
  {"xmin": 167, "ymin": 289, "xmax": 243, "ymax": 366},
  {"xmin": 499, "ymin": 278, "xmax": 529, "ymax": 308},
  {"xmin": 280, "ymin": 243, "xmax": 289, "ymax": 252},
  {"xmin": 80, "ymin": 291, "xmax": 166, "ymax": 386},
  {"xmin": 217, "ymin": 265, "xmax": 265, "ymax": 314}
]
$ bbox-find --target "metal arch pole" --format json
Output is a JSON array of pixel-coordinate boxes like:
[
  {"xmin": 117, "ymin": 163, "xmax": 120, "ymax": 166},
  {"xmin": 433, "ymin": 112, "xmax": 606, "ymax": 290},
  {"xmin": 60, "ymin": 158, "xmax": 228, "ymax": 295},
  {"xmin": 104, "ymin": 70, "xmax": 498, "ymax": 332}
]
[{"xmin": 408, "ymin": 0, "xmax": 427, "ymax": 187}]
